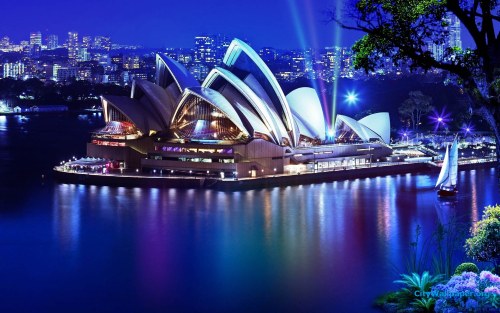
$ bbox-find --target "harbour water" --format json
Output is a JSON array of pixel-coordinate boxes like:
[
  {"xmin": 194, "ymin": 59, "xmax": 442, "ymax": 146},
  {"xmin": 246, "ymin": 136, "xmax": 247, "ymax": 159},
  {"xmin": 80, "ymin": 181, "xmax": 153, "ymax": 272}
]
[{"xmin": 1, "ymin": 114, "xmax": 499, "ymax": 312}]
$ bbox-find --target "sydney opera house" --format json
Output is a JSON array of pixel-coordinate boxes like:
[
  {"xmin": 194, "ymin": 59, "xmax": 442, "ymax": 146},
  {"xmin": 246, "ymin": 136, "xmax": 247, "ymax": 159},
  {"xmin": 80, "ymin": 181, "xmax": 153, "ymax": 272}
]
[{"xmin": 87, "ymin": 39, "xmax": 392, "ymax": 178}]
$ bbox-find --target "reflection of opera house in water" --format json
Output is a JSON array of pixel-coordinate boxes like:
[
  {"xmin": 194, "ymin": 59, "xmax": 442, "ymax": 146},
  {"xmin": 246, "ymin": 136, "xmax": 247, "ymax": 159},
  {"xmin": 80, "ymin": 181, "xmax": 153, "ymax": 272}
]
[{"xmin": 87, "ymin": 38, "xmax": 392, "ymax": 178}]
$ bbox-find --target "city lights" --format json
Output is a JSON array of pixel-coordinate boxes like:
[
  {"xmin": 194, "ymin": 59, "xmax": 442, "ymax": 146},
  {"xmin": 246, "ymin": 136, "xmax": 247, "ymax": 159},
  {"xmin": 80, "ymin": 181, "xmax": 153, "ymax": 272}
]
[{"xmin": 398, "ymin": 129, "xmax": 412, "ymax": 144}]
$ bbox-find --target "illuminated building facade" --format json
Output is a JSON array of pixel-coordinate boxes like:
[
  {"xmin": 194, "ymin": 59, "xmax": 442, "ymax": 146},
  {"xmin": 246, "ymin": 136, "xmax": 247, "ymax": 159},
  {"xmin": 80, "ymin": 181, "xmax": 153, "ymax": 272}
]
[
  {"xmin": 194, "ymin": 35, "xmax": 216, "ymax": 66},
  {"xmin": 47, "ymin": 34, "xmax": 58, "ymax": 50},
  {"xmin": 87, "ymin": 38, "xmax": 392, "ymax": 177},
  {"xmin": 29, "ymin": 31, "xmax": 42, "ymax": 46},
  {"xmin": 67, "ymin": 31, "xmax": 79, "ymax": 63},
  {"xmin": 3, "ymin": 61, "xmax": 25, "ymax": 79},
  {"xmin": 93, "ymin": 36, "xmax": 111, "ymax": 51}
]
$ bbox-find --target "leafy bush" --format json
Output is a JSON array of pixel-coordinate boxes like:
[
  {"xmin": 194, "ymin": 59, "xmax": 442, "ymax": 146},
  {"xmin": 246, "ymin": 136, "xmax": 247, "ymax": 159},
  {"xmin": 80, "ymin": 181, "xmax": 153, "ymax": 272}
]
[
  {"xmin": 454, "ymin": 262, "xmax": 479, "ymax": 275},
  {"xmin": 412, "ymin": 298, "xmax": 436, "ymax": 312},
  {"xmin": 392, "ymin": 271, "xmax": 443, "ymax": 311},
  {"xmin": 394, "ymin": 271, "xmax": 444, "ymax": 294},
  {"xmin": 432, "ymin": 271, "xmax": 500, "ymax": 312},
  {"xmin": 465, "ymin": 205, "xmax": 500, "ymax": 271}
]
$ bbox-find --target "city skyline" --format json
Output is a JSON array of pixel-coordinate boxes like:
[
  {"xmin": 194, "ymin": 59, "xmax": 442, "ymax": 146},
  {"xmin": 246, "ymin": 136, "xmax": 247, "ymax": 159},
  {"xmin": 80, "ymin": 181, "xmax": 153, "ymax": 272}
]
[{"xmin": 0, "ymin": 0, "xmax": 473, "ymax": 50}]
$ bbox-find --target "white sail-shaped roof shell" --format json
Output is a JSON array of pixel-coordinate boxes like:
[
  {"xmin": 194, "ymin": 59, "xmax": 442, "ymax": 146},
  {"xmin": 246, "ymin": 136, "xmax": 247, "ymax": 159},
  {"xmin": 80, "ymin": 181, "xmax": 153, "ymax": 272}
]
[
  {"xmin": 172, "ymin": 87, "xmax": 250, "ymax": 137},
  {"xmin": 131, "ymin": 79, "xmax": 176, "ymax": 129},
  {"xmin": 336, "ymin": 114, "xmax": 386, "ymax": 143},
  {"xmin": 242, "ymin": 74, "xmax": 291, "ymax": 144},
  {"xmin": 286, "ymin": 87, "xmax": 326, "ymax": 141},
  {"xmin": 156, "ymin": 54, "xmax": 200, "ymax": 93},
  {"xmin": 203, "ymin": 67, "xmax": 281, "ymax": 144},
  {"xmin": 102, "ymin": 95, "xmax": 164, "ymax": 134},
  {"xmin": 358, "ymin": 112, "xmax": 391, "ymax": 144},
  {"xmin": 223, "ymin": 39, "xmax": 299, "ymax": 147}
]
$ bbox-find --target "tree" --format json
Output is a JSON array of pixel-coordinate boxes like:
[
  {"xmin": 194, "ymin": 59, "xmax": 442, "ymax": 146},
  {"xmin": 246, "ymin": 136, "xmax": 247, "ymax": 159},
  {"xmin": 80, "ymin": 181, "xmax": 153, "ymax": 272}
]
[
  {"xmin": 399, "ymin": 91, "xmax": 434, "ymax": 130},
  {"xmin": 327, "ymin": 1, "xmax": 500, "ymax": 174},
  {"xmin": 465, "ymin": 205, "xmax": 500, "ymax": 271}
]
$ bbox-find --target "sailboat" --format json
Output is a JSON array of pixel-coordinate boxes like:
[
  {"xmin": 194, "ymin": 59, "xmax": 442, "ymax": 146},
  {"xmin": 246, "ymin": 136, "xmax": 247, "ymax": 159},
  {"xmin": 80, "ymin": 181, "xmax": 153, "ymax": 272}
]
[{"xmin": 435, "ymin": 138, "xmax": 458, "ymax": 197}]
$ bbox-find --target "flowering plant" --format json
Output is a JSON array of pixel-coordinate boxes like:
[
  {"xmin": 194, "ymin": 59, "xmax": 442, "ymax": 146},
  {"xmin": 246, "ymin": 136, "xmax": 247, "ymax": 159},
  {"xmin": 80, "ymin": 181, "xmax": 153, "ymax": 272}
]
[{"xmin": 431, "ymin": 271, "xmax": 500, "ymax": 312}]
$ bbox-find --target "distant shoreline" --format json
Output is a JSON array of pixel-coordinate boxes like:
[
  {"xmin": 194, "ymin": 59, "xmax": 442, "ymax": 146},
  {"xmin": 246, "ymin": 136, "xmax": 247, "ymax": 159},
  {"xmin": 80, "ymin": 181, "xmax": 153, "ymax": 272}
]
[{"xmin": 0, "ymin": 108, "xmax": 102, "ymax": 116}]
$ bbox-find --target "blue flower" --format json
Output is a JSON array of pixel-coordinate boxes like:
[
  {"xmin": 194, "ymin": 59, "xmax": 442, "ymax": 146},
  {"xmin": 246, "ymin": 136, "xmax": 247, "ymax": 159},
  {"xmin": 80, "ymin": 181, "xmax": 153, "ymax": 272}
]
[{"xmin": 465, "ymin": 298, "xmax": 478, "ymax": 310}]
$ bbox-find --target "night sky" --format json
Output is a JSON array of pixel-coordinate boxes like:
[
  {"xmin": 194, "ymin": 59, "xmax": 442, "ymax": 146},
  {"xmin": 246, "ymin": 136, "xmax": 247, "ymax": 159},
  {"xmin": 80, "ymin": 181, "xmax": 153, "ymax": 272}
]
[
  {"xmin": 0, "ymin": 0, "xmax": 369, "ymax": 49},
  {"xmin": 0, "ymin": 0, "xmax": 473, "ymax": 49}
]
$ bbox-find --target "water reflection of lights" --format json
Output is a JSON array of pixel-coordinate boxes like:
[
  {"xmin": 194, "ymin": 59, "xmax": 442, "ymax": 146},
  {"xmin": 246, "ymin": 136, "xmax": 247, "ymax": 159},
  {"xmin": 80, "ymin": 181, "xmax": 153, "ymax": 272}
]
[
  {"xmin": 53, "ymin": 184, "xmax": 82, "ymax": 251},
  {"xmin": 118, "ymin": 186, "xmax": 126, "ymax": 196},
  {"xmin": 470, "ymin": 170, "xmax": 478, "ymax": 228},
  {"xmin": 48, "ymin": 169, "xmax": 500, "ymax": 310},
  {"xmin": 0, "ymin": 115, "xmax": 7, "ymax": 130},
  {"xmin": 262, "ymin": 190, "xmax": 273, "ymax": 240}
]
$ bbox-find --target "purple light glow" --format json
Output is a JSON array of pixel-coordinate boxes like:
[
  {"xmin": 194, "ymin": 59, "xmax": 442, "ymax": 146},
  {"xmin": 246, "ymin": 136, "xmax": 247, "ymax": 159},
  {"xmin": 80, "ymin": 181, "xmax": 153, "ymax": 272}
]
[
  {"xmin": 398, "ymin": 129, "xmax": 412, "ymax": 143},
  {"xmin": 429, "ymin": 108, "xmax": 452, "ymax": 131},
  {"xmin": 461, "ymin": 123, "xmax": 474, "ymax": 135}
]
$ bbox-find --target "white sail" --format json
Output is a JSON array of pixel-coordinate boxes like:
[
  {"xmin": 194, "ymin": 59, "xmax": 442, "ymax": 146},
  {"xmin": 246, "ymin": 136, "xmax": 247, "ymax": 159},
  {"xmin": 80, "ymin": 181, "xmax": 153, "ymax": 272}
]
[
  {"xmin": 449, "ymin": 139, "xmax": 458, "ymax": 187},
  {"xmin": 435, "ymin": 145, "xmax": 450, "ymax": 188},
  {"xmin": 435, "ymin": 139, "xmax": 459, "ymax": 189}
]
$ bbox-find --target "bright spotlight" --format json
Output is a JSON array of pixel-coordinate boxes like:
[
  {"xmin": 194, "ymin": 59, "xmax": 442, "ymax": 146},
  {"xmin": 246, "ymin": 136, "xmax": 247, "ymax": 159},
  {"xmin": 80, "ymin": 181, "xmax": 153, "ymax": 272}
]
[{"xmin": 345, "ymin": 91, "xmax": 358, "ymax": 105}]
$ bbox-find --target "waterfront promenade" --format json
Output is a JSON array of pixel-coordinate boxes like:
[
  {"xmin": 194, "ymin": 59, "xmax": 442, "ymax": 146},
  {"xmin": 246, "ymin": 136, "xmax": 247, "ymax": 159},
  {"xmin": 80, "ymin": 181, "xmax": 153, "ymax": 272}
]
[{"xmin": 53, "ymin": 157, "xmax": 496, "ymax": 191}]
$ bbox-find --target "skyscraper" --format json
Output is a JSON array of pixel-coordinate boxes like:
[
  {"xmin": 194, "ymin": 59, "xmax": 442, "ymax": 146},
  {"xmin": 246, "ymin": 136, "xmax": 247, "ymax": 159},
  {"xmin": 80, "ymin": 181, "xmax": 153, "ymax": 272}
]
[
  {"xmin": 47, "ymin": 34, "xmax": 58, "ymax": 50},
  {"xmin": 194, "ymin": 35, "xmax": 216, "ymax": 66},
  {"xmin": 82, "ymin": 36, "xmax": 92, "ymax": 49},
  {"xmin": 3, "ymin": 61, "xmax": 25, "ymax": 79},
  {"xmin": 68, "ymin": 31, "xmax": 79, "ymax": 63},
  {"xmin": 447, "ymin": 13, "xmax": 462, "ymax": 50},
  {"xmin": 30, "ymin": 31, "xmax": 42, "ymax": 46},
  {"xmin": 215, "ymin": 34, "xmax": 231, "ymax": 65},
  {"xmin": 426, "ymin": 12, "xmax": 462, "ymax": 61}
]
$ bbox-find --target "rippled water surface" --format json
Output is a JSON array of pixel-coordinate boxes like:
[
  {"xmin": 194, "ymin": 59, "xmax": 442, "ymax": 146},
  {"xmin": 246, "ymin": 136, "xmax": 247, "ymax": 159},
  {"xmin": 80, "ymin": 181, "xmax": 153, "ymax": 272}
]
[{"xmin": 0, "ymin": 114, "xmax": 499, "ymax": 312}]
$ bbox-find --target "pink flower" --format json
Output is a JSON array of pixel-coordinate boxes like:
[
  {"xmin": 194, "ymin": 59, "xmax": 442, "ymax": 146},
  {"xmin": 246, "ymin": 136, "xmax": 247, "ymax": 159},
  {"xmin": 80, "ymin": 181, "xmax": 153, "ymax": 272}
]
[
  {"xmin": 484, "ymin": 286, "xmax": 500, "ymax": 295},
  {"xmin": 480, "ymin": 271, "xmax": 500, "ymax": 284}
]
